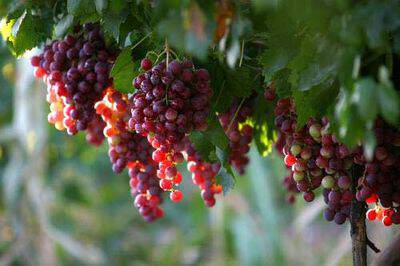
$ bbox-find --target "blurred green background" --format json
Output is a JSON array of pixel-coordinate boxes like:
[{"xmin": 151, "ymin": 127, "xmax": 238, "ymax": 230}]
[{"xmin": 0, "ymin": 46, "xmax": 397, "ymax": 266}]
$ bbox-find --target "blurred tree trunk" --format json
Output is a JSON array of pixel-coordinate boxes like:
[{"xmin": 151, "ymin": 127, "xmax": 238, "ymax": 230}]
[{"xmin": 1, "ymin": 58, "xmax": 57, "ymax": 265}]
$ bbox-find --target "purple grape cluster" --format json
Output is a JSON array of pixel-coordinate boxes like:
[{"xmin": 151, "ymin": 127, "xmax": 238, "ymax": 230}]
[
  {"xmin": 218, "ymin": 99, "xmax": 253, "ymax": 175},
  {"xmin": 272, "ymin": 97, "xmax": 355, "ymax": 225},
  {"xmin": 31, "ymin": 23, "xmax": 116, "ymax": 139}
]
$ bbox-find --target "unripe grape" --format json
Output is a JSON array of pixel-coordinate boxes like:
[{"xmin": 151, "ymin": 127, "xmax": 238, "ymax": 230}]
[
  {"xmin": 322, "ymin": 175, "xmax": 335, "ymax": 189},
  {"xmin": 293, "ymin": 171, "xmax": 305, "ymax": 182}
]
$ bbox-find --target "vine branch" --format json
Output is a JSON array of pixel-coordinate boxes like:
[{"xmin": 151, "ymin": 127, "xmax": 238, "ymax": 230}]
[{"xmin": 350, "ymin": 165, "xmax": 367, "ymax": 266}]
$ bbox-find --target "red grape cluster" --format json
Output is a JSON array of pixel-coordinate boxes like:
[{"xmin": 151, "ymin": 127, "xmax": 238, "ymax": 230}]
[
  {"xmin": 31, "ymin": 23, "xmax": 116, "ymax": 140},
  {"xmin": 185, "ymin": 140, "xmax": 223, "ymax": 207},
  {"xmin": 354, "ymin": 119, "xmax": 400, "ymax": 226},
  {"xmin": 272, "ymin": 96, "xmax": 355, "ymax": 224},
  {"xmin": 128, "ymin": 161, "xmax": 165, "ymax": 222},
  {"xmin": 95, "ymin": 88, "xmax": 164, "ymax": 221},
  {"xmin": 218, "ymin": 100, "xmax": 253, "ymax": 175},
  {"xmin": 128, "ymin": 58, "xmax": 213, "ymax": 202}
]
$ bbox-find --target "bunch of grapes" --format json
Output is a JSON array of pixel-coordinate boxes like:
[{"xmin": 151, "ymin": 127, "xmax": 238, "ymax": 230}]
[
  {"xmin": 30, "ymin": 23, "xmax": 116, "ymax": 142},
  {"xmin": 128, "ymin": 161, "xmax": 165, "ymax": 222},
  {"xmin": 95, "ymin": 88, "xmax": 164, "ymax": 221},
  {"xmin": 271, "ymin": 95, "xmax": 355, "ymax": 224},
  {"xmin": 185, "ymin": 140, "xmax": 223, "ymax": 207},
  {"xmin": 218, "ymin": 99, "xmax": 253, "ymax": 175},
  {"xmin": 128, "ymin": 58, "xmax": 213, "ymax": 202},
  {"xmin": 354, "ymin": 119, "xmax": 400, "ymax": 226}
]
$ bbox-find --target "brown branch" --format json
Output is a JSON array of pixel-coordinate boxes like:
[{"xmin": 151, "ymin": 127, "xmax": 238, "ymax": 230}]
[
  {"xmin": 366, "ymin": 236, "xmax": 380, "ymax": 253},
  {"xmin": 374, "ymin": 232, "xmax": 400, "ymax": 266},
  {"xmin": 350, "ymin": 166, "xmax": 367, "ymax": 266}
]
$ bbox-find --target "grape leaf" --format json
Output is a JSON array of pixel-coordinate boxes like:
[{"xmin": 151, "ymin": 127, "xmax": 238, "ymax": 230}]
[
  {"xmin": 378, "ymin": 83, "xmax": 399, "ymax": 125},
  {"xmin": 352, "ymin": 78, "xmax": 378, "ymax": 123},
  {"xmin": 10, "ymin": 12, "xmax": 46, "ymax": 56},
  {"xmin": 188, "ymin": 132, "xmax": 216, "ymax": 162},
  {"xmin": 216, "ymin": 147, "xmax": 235, "ymax": 195},
  {"xmin": 102, "ymin": 14, "xmax": 125, "ymax": 41},
  {"xmin": 202, "ymin": 114, "xmax": 229, "ymax": 150},
  {"xmin": 294, "ymin": 82, "xmax": 340, "ymax": 129},
  {"xmin": 378, "ymin": 66, "xmax": 400, "ymax": 125},
  {"xmin": 272, "ymin": 68, "xmax": 292, "ymax": 98},
  {"xmin": 67, "ymin": 0, "xmax": 82, "ymax": 14},
  {"xmin": 94, "ymin": 0, "xmax": 107, "ymax": 13},
  {"xmin": 297, "ymin": 62, "xmax": 337, "ymax": 91},
  {"xmin": 110, "ymin": 47, "xmax": 138, "ymax": 93},
  {"xmin": 54, "ymin": 15, "xmax": 74, "ymax": 38},
  {"xmin": 226, "ymin": 68, "xmax": 255, "ymax": 98}
]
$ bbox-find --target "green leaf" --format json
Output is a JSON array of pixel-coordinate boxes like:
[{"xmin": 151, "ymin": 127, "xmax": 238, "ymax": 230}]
[
  {"xmin": 335, "ymin": 89, "xmax": 366, "ymax": 148},
  {"xmin": 272, "ymin": 68, "xmax": 292, "ymax": 98},
  {"xmin": 54, "ymin": 15, "xmax": 74, "ymax": 38},
  {"xmin": 67, "ymin": 0, "xmax": 82, "ymax": 14},
  {"xmin": 218, "ymin": 166, "xmax": 235, "ymax": 195},
  {"xmin": 378, "ymin": 83, "xmax": 399, "ymax": 125},
  {"xmin": 216, "ymin": 147, "xmax": 235, "ymax": 194},
  {"xmin": 352, "ymin": 78, "xmax": 378, "ymax": 122},
  {"xmin": 226, "ymin": 68, "xmax": 255, "ymax": 98},
  {"xmin": 67, "ymin": 0, "xmax": 98, "ymax": 23},
  {"xmin": 94, "ymin": 0, "xmax": 107, "ymax": 13},
  {"xmin": 297, "ymin": 62, "xmax": 337, "ymax": 91},
  {"xmin": 188, "ymin": 132, "xmax": 216, "ymax": 162},
  {"xmin": 202, "ymin": 114, "xmax": 229, "ymax": 150},
  {"xmin": 102, "ymin": 13, "xmax": 127, "ymax": 41},
  {"xmin": 110, "ymin": 47, "xmax": 137, "ymax": 93},
  {"xmin": 10, "ymin": 12, "xmax": 45, "ymax": 56},
  {"xmin": 259, "ymin": 48, "xmax": 293, "ymax": 83},
  {"xmin": 293, "ymin": 83, "xmax": 340, "ymax": 129}
]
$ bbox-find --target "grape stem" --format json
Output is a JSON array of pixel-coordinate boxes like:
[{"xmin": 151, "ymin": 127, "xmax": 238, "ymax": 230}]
[
  {"xmin": 239, "ymin": 40, "xmax": 244, "ymax": 67},
  {"xmin": 132, "ymin": 31, "xmax": 153, "ymax": 51},
  {"xmin": 226, "ymin": 97, "xmax": 245, "ymax": 133},
  {"xmin": 366, "ymin": 237, "xmax": 380, "ymax": 253},
  {"xmin": 165, "ymin": 39, "xmax": 170, "ymax": 67}
]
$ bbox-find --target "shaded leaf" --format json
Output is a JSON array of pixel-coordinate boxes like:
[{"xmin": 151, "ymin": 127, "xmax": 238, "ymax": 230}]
[
  {"xmin": 378, "ymin": 83, "xmax": 399, "ymax": 125},
  {"xmin": 216, "ymin": 147, "xmax": 235, "ymax": 194},
  {"xmin": 203, "ymin": 114, "xmax": 229, "ymax": 150},
  {"xmin": 110, "ymin": 47, "xmax": 137, "ymax": 93},
  {"xmin": 94, "ymin": 0, "xmax": 107, "ymax": 13},
  {"xmin": 352, "ymin": 78, "xmax": 378, "ymax": 122},
  {"xmin": 188, "ymin": 131, "xmax": 216, "ymax": 162},
  {"xmin": 54, "ymin": 15, "xmax": 74, "ymax": 38}
]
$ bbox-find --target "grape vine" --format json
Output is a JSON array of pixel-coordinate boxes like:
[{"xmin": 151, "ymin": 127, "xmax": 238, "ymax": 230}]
[{"xmin": 3, "ymin": 0, "xmax": 400, "ymax": 263}]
